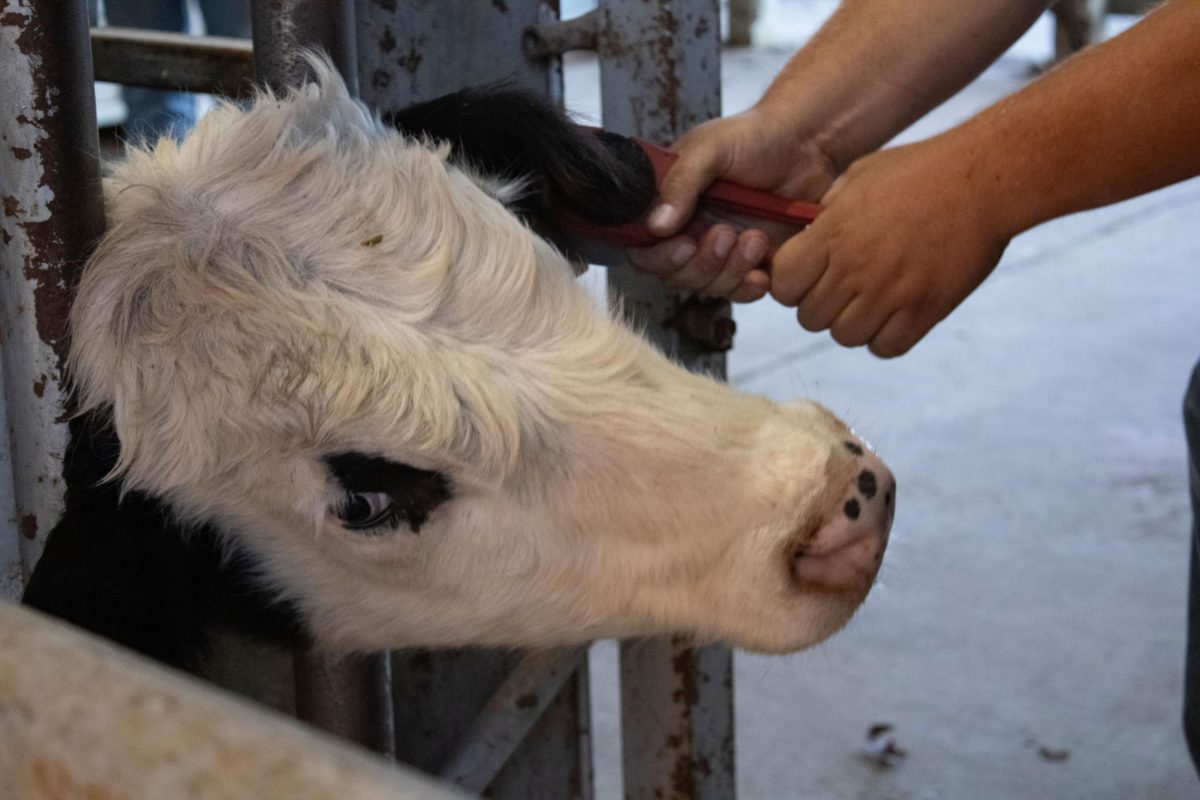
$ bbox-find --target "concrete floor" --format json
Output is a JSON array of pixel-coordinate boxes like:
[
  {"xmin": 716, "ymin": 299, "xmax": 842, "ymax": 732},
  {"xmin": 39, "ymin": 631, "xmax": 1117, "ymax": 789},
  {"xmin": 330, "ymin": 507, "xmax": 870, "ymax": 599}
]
[{"xmin": 567, "ymin": 4, "xmax": 1200, "ymax": 798}]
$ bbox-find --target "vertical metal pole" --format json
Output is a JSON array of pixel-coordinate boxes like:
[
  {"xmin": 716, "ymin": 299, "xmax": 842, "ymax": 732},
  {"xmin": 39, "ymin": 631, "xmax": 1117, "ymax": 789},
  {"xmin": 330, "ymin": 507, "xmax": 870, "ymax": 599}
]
[
  {"xmin": 249, "ymin": 0, "xmax": 392, "ymax": 757},
  {"xmin": 0, "ymin": 0, "xmax": 105, "ymax": 589},
  {"xmin": 293, "ymin": 650, "xmax": 396, "ymax": 756},
  {"xmin": 597, "ymin": 1, "xmax": 736, "ymax": 798},
  {"xmin": 1052, "ymin": 0, "xmax": 1108, "ymax": 62},
  {"xmin": 251, "ymin": 0, "xmax": 360, "ymax": 94},
  {"xmin": 357, "ymin": 3, "xmax": 593, "ymax": 796}
]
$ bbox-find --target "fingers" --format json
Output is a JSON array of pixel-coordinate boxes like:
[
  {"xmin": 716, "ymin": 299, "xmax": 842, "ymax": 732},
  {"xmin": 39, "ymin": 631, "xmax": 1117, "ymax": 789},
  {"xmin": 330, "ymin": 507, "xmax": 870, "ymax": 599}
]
[
  {"xmin": 768, "ymin": 225, "xmax": 828, "ymax": 306},
  {"xmin": 628, "ymin": 226, "xmax": 772, "ymax": 300},
  {"xmin": 671, "ymin": 228, "xmax": 770, "ymax": 296},
  {"xmin": 646, "ymin": 138, "xmax": 729, "ymax": 237},
  {"xmin": 729, "ymin": 270, "xmax": 770, "ymax": 303},
  {"xmin": 794, "ymin": 265, "xmax": 857, "ymax": 331},
  {"xmin": 869, "ymin": 308, "xmax": 927, "ymax": 358},
  {"xmin": 627, "ymin": 236, "xmax": 700, "ymax": 279},
  {"xmin": 828, "ymin": 295, "xmax": 892, "ymax": 347}
]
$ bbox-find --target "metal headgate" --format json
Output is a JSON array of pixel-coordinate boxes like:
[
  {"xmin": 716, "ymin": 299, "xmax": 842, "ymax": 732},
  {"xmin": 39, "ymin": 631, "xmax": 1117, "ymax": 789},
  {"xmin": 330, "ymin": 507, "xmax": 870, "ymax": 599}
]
[{"xmin": 0, "ymin": 1, "xmax": 732, "ymax": 797}]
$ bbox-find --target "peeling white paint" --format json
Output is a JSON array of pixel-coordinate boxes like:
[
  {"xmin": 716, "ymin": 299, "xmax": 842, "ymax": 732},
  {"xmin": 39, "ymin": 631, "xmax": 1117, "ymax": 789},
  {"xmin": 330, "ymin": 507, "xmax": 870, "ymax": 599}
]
[{"xmin": 0, "ymin": 2, "xmax": 72, "ymax": 587}]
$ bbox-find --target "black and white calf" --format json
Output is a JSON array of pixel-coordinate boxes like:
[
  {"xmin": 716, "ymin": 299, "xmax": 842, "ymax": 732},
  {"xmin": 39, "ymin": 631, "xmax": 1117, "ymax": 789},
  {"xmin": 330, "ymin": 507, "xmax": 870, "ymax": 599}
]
[{"xmin": 24, "ymin": 60, "xmax": 894, "ymax": 672}]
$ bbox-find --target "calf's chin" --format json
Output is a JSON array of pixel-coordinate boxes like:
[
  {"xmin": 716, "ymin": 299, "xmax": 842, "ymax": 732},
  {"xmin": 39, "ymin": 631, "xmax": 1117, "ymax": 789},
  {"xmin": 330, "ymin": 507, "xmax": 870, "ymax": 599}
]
[{"xmin": 41, "ymin": 58, "xmax": 893, "ymax": 664}]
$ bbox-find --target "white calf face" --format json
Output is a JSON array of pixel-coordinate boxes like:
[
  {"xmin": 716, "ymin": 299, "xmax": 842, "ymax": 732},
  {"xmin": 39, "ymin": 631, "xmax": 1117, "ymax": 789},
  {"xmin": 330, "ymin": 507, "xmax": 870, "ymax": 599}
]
[{"xmin": 71, "ymin": 66, "xmax": 893, "ymax": 654}]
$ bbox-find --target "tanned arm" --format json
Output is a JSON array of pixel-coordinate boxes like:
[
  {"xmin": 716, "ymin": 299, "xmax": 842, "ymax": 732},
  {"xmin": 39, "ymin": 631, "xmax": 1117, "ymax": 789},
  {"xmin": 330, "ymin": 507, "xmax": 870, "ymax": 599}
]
[{"xmin": 770, "ymin": 0, "xmax": 1200, "ymax": 356}]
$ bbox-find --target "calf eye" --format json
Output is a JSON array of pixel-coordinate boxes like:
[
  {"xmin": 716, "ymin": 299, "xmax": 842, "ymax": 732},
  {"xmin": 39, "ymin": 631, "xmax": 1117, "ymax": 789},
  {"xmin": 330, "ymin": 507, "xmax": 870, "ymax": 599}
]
[
  {"xmin": 325, "ymin": 452, "xmax": 452, "ymax": 534},
  {"xmin": 336, "ymin": 491, "xmax": 398, "ymax": 531}
]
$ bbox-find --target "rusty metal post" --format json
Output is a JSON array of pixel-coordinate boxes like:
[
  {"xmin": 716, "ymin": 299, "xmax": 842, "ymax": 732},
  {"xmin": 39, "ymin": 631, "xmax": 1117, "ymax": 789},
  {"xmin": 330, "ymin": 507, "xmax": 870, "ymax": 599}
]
[
  {"xmin": 0, "ymin": 0, "xmax": 105, "ymax": 592},
  {"xmin": 356, "ymin": 3, "xmax": 594, "ymax": 796},
  {"xmin": 248, "ymin": 0, "xmax": 393, "ymax": 757},
  {"xmin": 251, "ymin": 0, "xmax": 359, "ymax": 94},
  {"xmin": 595, "ymin": 1, "xmax": 736, "ymax": 798},
  {"xmin": 294, "ymin": 650, "xmax": 397, "ymax": 757},
  {"xmin": 1052, "ymin": 0, "xmax": 1108, "ymax": 61}
]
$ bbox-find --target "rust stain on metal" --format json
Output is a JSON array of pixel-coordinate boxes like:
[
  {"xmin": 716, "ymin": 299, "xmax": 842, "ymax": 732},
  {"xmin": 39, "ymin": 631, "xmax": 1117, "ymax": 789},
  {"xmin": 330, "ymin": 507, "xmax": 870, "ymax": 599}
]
[
  {"xmin": 9, "ymin": 0, "xmax": 106, "ymax": 376},
  {"xmin": 19, "ymin": 514, "xmax": 38, "ymax": 540},
  {"xmin": 3, "ymin": 196, "xmax": 18, "ymax": 217},
  {"xmin": 371, "ymin": 69, "xmax": 391, "ymax": 90},
  {"xmin": 670, "ymin": 647, "xmax": 700, "ymax": 707},
  {"xmin": 653, "ymin": 8, "xmax": 682, "ymax": 138},
  {"xmin": 10, "ymin": 146, "xmax": 32, "ymax": 160},
  {"xmin": 378, "ymin": 27, "xmax": 396, "ymax": 53},
  {"xmin": 669, "ymin": 749, "xmax": 696, "ymax": 800},
  {"xmin": 32, "ymin": 376, "xmax": 45, "ymax": 398},
  {"xmin": 397, "ymin": 39, "xmax": 424, "ymax": 76}
]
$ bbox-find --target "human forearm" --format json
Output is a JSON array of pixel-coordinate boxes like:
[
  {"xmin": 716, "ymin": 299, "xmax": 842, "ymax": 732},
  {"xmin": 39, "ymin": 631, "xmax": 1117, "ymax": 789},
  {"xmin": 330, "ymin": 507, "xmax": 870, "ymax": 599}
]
[
  {"xmin": 758, "ymin": 0, "xmax": 1049, "ymax": 170},
  {"xmin": 943, "ymin": 0, "xmax": 1200, "ymax": 237}
]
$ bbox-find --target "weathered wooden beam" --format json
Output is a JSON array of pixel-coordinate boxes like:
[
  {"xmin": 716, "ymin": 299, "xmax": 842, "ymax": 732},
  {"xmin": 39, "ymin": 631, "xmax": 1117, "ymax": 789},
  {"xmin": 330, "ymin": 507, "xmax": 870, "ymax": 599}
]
[{"xmin": 0, "ymin": 602, "xmax": 465, "ymax": 799}]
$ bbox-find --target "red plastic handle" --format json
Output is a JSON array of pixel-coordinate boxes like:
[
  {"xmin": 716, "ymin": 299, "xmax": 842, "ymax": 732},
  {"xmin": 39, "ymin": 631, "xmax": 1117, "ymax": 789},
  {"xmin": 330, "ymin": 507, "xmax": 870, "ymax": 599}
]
[
  {"xmin": 636, "ymin": 137, "xmax": 823, "ymax": 229},
  {"xmin": 554, "ymin": 128, "xmax": 823, "ymax": 251}
]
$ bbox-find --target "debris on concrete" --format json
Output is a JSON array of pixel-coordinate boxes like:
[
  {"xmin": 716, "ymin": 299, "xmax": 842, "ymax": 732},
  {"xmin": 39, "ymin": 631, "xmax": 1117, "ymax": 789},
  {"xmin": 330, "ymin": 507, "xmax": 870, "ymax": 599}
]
[
  {"xmin": 861, "ymin": 723, "xmax": 907, "ymax": 767},
  {"xmin": 1037, "ymin": 745, "xmax": 1071, "ymax": 763}
]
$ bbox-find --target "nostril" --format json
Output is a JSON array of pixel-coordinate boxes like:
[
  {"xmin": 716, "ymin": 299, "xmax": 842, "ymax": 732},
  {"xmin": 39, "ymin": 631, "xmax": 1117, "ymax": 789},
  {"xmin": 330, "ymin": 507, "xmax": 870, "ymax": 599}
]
[
  {"xmin": 844, "ymin": 498, "xmax": 861, "ymax": 520},
  {"xmin": 858, "ymin": 470, "xmax": 877, "ymax": 499}
]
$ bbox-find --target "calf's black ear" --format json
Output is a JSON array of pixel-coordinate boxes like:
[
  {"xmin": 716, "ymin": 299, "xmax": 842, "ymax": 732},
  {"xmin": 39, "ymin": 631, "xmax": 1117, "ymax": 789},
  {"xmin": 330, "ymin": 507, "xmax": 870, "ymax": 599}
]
[{"xmin": 384, "ymin": 87, "xmax": 657, "ymax": 228}]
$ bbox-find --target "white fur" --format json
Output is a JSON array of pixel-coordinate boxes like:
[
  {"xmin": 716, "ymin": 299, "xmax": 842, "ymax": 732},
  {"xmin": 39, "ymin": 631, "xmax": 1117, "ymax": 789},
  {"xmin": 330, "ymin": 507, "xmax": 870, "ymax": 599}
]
[{"xmin": 72, "ymin": 61, "xmax": 876, "ymax": 654}]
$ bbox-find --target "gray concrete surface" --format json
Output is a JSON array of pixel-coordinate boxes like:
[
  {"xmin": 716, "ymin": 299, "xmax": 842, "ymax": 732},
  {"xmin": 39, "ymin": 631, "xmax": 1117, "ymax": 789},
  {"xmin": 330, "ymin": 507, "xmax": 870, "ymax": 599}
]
[{"xmin": 567, "ymin": 4, "xmax": 1200, "ymax": 798}]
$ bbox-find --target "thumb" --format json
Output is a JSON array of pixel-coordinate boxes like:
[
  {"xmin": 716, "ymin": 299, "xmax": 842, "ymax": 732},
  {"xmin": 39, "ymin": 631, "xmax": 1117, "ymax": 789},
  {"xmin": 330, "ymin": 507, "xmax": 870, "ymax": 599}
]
[{"xmin": 646, "ymin": 142, "xmax": 728, "ymax": 237}]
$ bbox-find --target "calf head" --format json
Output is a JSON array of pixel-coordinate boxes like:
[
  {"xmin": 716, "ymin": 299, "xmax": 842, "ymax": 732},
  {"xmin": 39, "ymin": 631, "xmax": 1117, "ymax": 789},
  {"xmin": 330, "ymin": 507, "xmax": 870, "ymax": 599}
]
[{"xmin": 69, "ymin": 61, "xmax": 893, "ymax": 655}]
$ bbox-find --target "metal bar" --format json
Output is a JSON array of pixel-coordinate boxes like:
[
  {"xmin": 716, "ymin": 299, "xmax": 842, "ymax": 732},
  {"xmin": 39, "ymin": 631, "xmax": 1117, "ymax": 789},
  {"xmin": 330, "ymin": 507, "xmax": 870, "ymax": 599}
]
[
  {"xmin": 438, "ymin": 648, "xmax": 587, "ymax": 793},
  {"xmin": 294, "ymin": 650, "xmax": 397, "ymax": 757},
  {"xmin": 1, "ymin": 0, "xmax": 105, "ymax": 584},
  {"xmin": 247, "ymin": 0, "xmax": 395, "ymax": 756},
  {"xmin": 356, "ymin": 0, "xmax": 561, "ymax": 110},
  {"xmin": 91, "ymin": 27, "xmax": 255, "ymax": 98},
  {"xmin": 1052, "ymin": 0, "xmax": 1107, "ymax": 61},
  {"xmin": 595, "ymin": 1, "xmax": 735, "ymax": 798},
  {"xmin": 726, "ymin": 0, "xmax": 758, "ymax": 47},
  {"xmin": 251, "ymin": 0, "xmax": 359, "ymax": 94},
  {"xmin": 522, "ymin": 9, "xmax": 600, "ymax": 60},
  {"xmin": 357, "ymin": 5, "xmax": 594, "ymax": 795}
]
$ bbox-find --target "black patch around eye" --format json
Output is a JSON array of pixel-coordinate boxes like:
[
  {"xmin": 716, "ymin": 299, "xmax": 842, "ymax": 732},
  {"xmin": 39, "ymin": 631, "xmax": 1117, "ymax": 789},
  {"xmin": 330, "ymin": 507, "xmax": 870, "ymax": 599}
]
[{"xmin": 324, "ymin": 452, "xmax": 452, "ymax": 533}]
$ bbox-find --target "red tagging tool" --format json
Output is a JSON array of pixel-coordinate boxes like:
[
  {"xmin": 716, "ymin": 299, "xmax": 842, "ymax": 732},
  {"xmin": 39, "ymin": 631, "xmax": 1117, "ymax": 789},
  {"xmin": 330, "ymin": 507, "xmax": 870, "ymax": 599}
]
[{"xmin": 554, "ymin": 128, "xmax": 823, "ymax": 267}]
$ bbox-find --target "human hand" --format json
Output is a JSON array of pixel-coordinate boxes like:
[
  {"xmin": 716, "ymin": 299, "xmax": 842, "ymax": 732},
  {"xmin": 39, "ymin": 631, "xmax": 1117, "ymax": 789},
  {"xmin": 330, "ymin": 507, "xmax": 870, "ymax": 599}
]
[
  {"xmin": 770, "ymin": 135, "xmax": 1013, "ymax": 357},
  {"xmin": 626, "ymin": 105, "xmax": 839, "ymax": 302}
]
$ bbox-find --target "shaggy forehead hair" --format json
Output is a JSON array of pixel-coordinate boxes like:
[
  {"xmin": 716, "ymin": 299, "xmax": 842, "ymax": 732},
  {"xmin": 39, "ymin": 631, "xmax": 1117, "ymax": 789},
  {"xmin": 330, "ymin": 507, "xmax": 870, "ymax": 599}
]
[{"xmin": 71, "ymin": 62, "xmax": 635, "ymax": 515}]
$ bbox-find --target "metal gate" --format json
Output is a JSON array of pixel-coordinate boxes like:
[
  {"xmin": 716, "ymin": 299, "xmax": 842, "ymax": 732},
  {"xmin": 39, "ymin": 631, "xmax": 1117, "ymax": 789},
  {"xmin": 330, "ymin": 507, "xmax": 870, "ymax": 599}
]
[{"xmin": 0, "ymin": 1, "xmax": 733, "ymax": 796}]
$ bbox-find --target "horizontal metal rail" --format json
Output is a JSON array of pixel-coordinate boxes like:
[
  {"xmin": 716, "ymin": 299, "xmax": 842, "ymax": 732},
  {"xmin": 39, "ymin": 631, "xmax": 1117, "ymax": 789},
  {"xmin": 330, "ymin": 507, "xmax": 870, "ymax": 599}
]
[
  {"xmin": 90, "ymin": 27, "xmax": 254, "ymax": 97},
  {"xmin": 521, "ymin": 9, "xmax": 600, "ymax": 59}
]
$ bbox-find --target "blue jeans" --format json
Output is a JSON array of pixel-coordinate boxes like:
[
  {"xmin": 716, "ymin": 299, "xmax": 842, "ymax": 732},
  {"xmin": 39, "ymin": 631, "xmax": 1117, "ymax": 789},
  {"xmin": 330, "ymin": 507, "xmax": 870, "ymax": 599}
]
[{"xmin": 1183, "ymin": 360, "xmax": 1200, "ymax": 772}]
